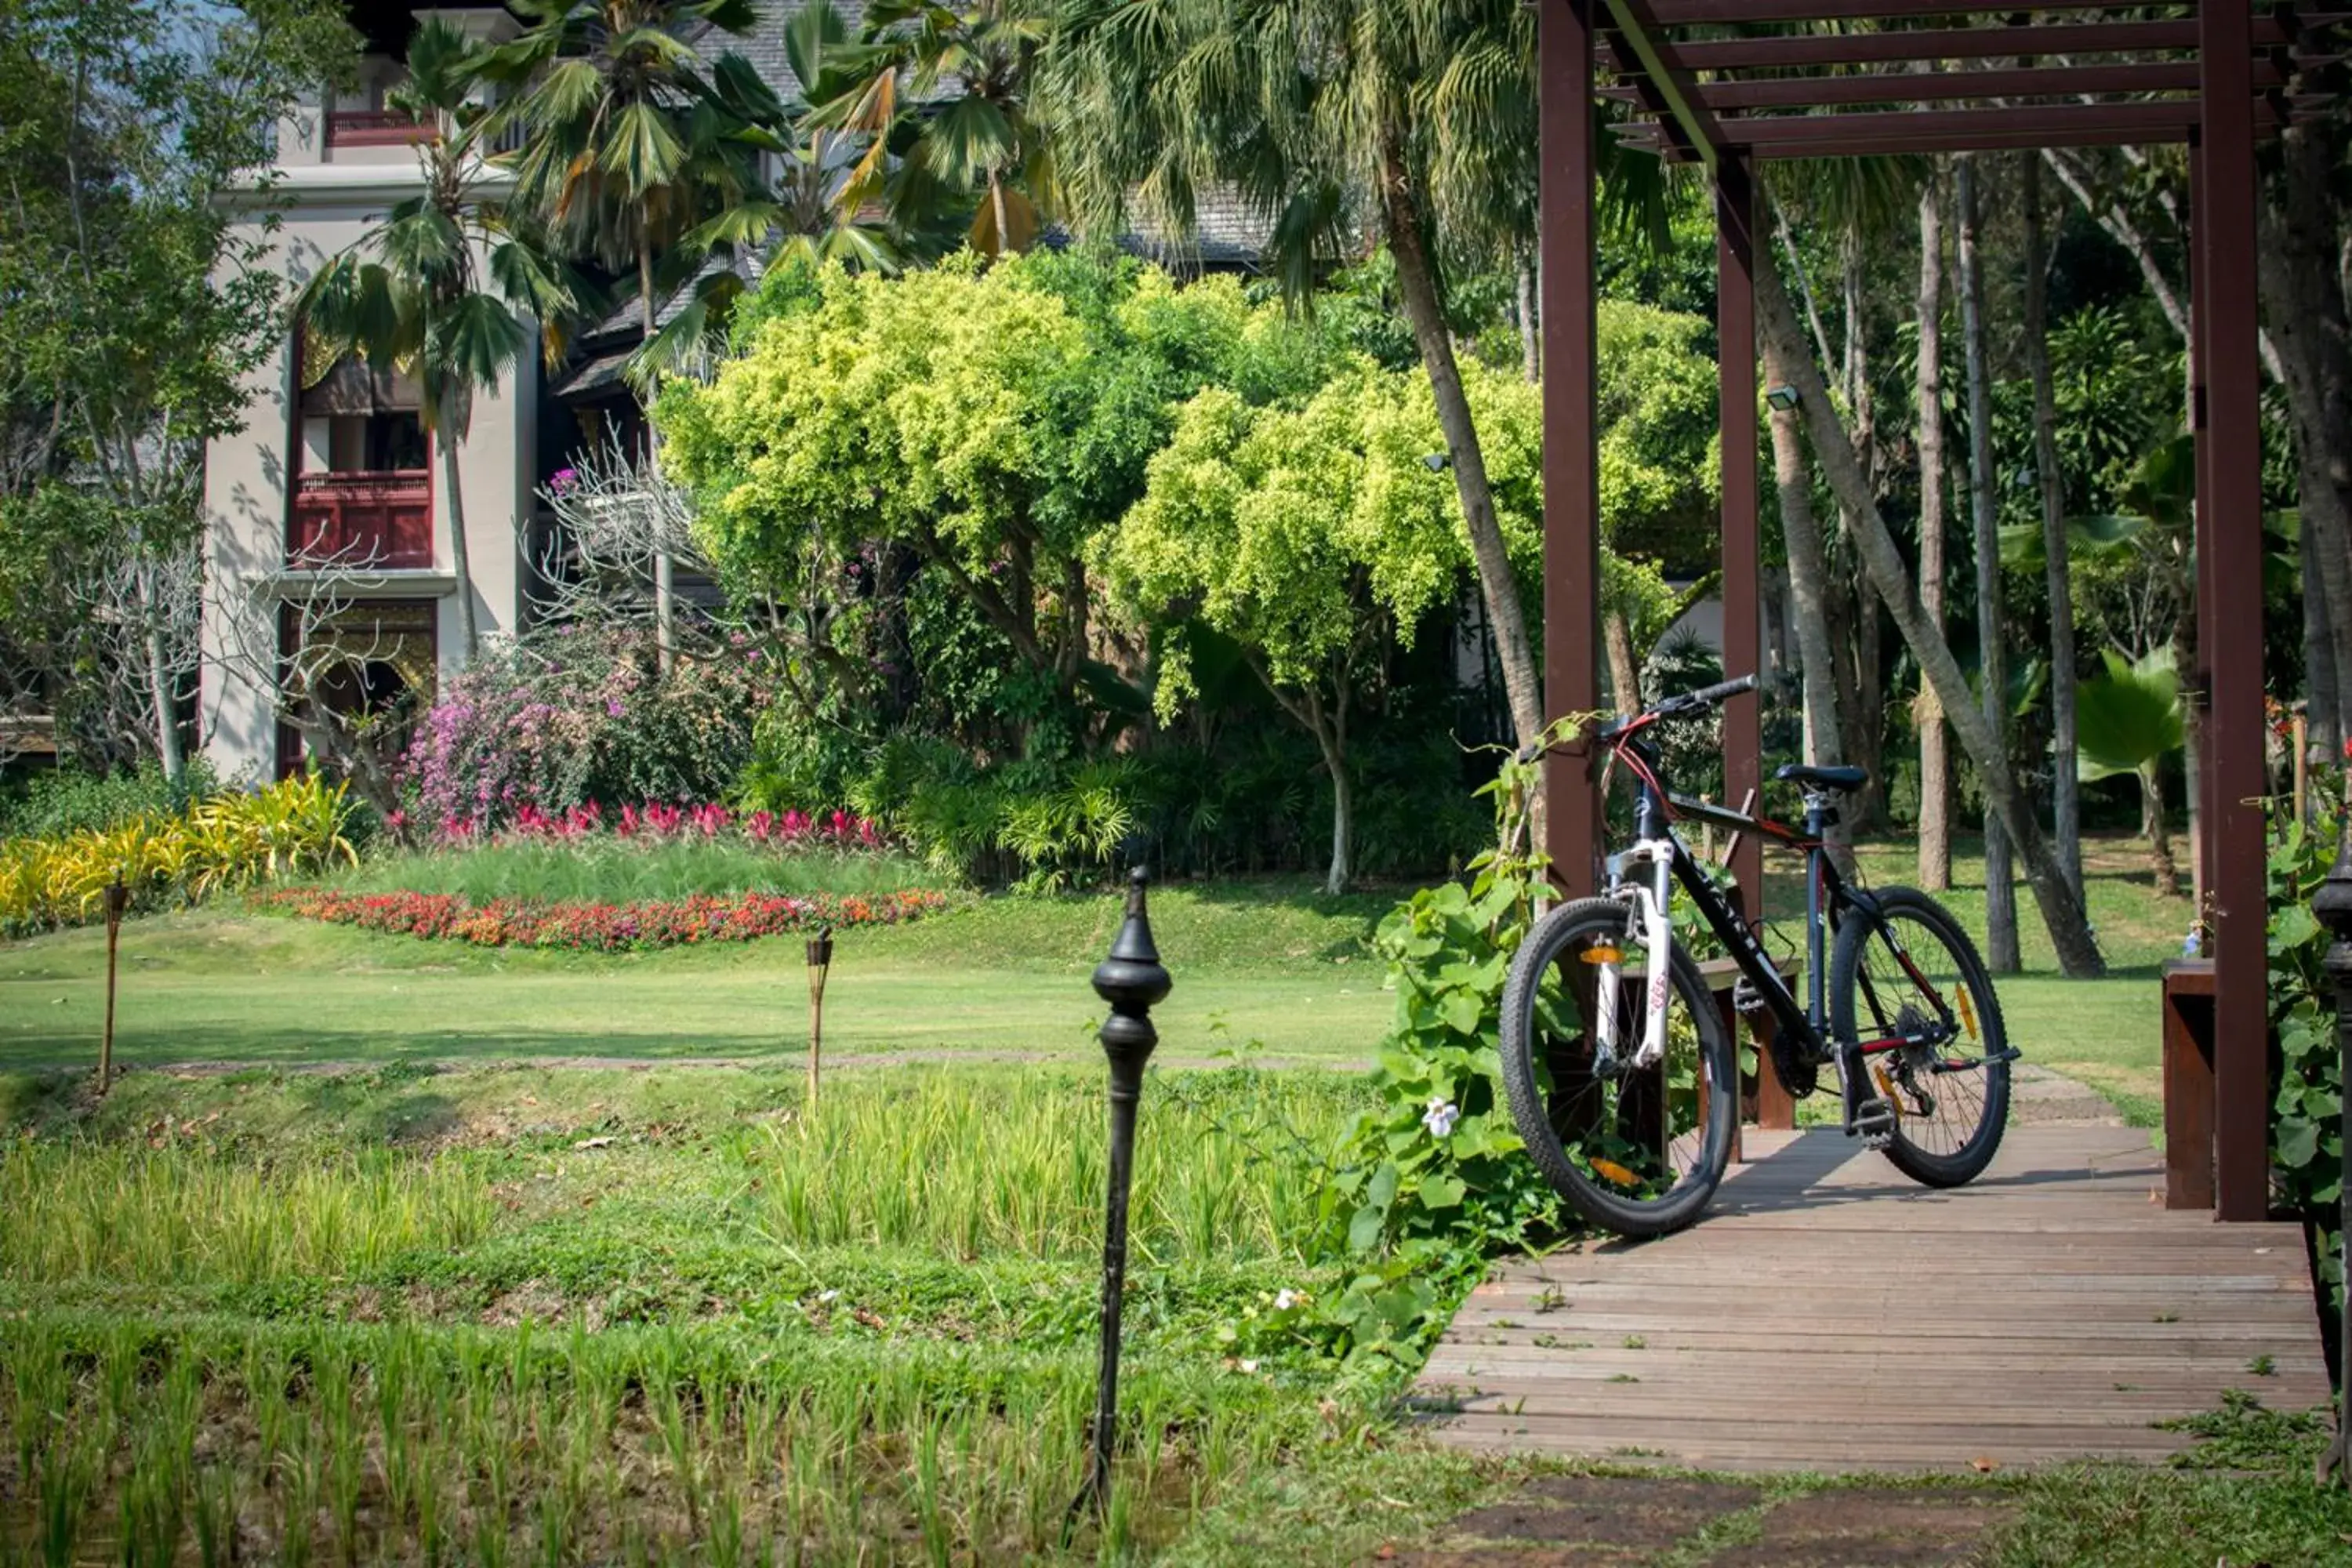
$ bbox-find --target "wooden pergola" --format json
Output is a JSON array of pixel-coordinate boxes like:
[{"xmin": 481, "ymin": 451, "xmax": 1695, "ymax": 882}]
[{"xmin": 1540, "ymin": 1, "xmax": 2337, "ymax": 1221}]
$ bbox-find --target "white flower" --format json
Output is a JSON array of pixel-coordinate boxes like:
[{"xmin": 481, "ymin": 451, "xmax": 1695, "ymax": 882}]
[
  {"xmin": 817, "ymin": 1289, "xmax": 840, "ymax": 1303},
  {"xmin": 1421, "ymin": 1097, "xmax": 1461, "ymax": 1138},
  {"xmin": 1239, "ymin": 1359, "xmax": 1260, "ymax": 1374},
  {"xmin": 1274, "ymin": 1289, "xmax": 1300, "ymax": 1312}
]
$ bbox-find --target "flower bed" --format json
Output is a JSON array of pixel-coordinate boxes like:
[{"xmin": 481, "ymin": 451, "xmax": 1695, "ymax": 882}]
[
  {"xmin": 252, "ymin": 885, "xmax": 947, "ymax": 952},
  {"xmin": 394, "ymin": 798, "xmax": 887, "ymax": 852}
]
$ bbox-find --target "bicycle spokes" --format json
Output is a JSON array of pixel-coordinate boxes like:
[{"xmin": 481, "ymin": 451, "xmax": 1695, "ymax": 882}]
[{"xmin": 1542, "ymin": 921, "xmax": 1712, "ymax": 1200}]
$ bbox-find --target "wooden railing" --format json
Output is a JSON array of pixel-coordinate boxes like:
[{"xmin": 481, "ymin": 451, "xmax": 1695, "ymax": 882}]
[
  {"xmin": 325, "ymin": 109, "xmax": 432, "ymax": 149},
  {"xmin": 289, "ymin": 471, "xmax": 433, "ymax": 569}
]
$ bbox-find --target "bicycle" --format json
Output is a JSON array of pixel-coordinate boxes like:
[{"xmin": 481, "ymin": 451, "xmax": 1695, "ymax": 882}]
[{"xmin": 1498, "ymin": 673, "xmax": 2018, "ymax": 1238}]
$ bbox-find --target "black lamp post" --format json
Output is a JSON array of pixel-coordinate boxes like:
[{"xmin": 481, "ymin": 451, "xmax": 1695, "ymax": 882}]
[
  {"xmin": 2314, "ymin": 800, "xmax": 2352, "ymax": 1486},
  {"xmin": 1074, "ymin": 866, "xmax": 1171, "ymax": 1517}
]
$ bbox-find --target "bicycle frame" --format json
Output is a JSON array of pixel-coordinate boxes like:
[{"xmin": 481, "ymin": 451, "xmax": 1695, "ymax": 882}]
[{"xmin": 1593, "ymin": 718, "xmax": 1969, "ymax": 1091}]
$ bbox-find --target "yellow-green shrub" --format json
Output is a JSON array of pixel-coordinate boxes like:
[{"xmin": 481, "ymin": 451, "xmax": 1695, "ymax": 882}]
[{"xmin": 0, "ymin": 775, "xmax": 356, "ymax": 935}]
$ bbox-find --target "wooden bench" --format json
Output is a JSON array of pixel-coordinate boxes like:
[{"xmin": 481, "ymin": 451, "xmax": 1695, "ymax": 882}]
[
  {"xmin": 2161, "ymin": 958, "xmax": 2217, "ymax": 1210},
  {"xmin": 1693, "ymin": 953, "xmax": 1803, "ymax": 1164}
]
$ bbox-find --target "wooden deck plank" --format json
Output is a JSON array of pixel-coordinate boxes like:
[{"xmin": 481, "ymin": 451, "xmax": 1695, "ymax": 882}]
[{"xmin": 1413, "ymin": 1125, "xmax": 2328, "ymax": 1474}]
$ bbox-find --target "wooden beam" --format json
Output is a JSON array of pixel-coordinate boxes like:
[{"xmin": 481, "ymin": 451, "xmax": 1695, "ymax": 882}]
[
  {"xmin": 2197, "ymin": 0, "xmax": 2272, "ymax": 1224},
  {"xmin": 1543, "ymin": 0, "xmax": 1606, "ymax": 896},
  {"xmin": 1716, "ymin": 156, "xmax": 1764, "ymax": 942},
  {"xmin": 1600, "ymin": 60, "xmax": 2290, "ymax": 111},
  {"xmin": 1599, "ymin": 0, "xmax": 1728, "ymax": 168},
  {"xmin": 1621, "ymin": 98, "xmax": 2288, "ymax": 158},
  {"xmin": 1600, "ymin": 15, "xmax": 2329, "ymax": 72},
  {"xmin": 1643, "ymin": 0, "xmax": 2154, "ymax": 22}
]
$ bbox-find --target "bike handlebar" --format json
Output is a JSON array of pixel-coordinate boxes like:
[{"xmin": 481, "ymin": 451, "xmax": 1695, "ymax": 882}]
[
  {"xmin": 1517, "ymin": 673, "xmax": 1760, "ymax": 762},
  {"xmin": 1656, "ymin": 672, "xmax": 1759, "ymax": 717}
]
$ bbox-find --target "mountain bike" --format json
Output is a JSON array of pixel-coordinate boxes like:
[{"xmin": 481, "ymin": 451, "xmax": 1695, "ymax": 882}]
[{"xmin": 1499, "ymin": 673, "xmax": 2018, "ymax": 1238}]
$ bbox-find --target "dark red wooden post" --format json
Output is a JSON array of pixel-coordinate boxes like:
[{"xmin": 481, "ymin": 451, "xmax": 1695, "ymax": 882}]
[
  {"xmin": 1541, "ymin": 0, "xmax": 1605, "ymax": 895},
  {"xmin": 1716, "ymin": 154, "xmax": 1763, "ymax": 924},
  {"xmin": 2198, "ymin": 0, "xmax": 2270, "ymax": 1222}
]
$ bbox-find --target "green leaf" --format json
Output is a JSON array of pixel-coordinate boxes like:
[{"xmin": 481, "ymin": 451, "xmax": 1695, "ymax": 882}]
[
  {"xmin": 1438, "ymin": 989, "xmax": 1483, "ymax": 1036},
  {"xmin": 2278, "ymin": 1118, "xmax": 2321, "ymax": 1169},
  {"xmin": 2271, "ymin": 905, "xmax": 2321, "ymax": 950}
]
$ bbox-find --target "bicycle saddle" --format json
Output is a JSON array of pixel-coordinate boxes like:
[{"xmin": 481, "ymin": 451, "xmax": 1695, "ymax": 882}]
[{"xmin": 1776, "ymin": 764, "xmax": 1869, "ymax": 793}]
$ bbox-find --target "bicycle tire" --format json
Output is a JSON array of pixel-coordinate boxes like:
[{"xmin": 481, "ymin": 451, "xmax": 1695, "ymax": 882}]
[
  {"xmin": 1500, "ymin": 897, "xmax": 1739, "ymax": 1239},
  {"xmin": 1828, "ymin": 887, "xmax": 2011, "ymax": 1188}
]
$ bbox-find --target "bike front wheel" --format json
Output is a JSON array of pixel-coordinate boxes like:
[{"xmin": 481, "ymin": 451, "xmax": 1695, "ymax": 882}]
[
  {"xmin": 1500, "ymin": 897, "xmax": 1739, "ymax": 1239},
  {"xmin": 1829, "ymin": 887, "xmax": 2012, "ymax": 1188}
]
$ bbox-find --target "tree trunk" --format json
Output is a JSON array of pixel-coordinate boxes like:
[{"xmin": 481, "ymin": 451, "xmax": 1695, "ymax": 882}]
[
  {"xmin": 638, "ymin": 234, "xmax": 675, "ymax": 674},
  {"xmin": 2303, "ymin": 504, "xmax": 2343, "ymax": 767},
  {"xmin": 1518, "ymin": 256, "xmax": 1541, "ymax": 383},
  {"xmin": 2140, "ymin": 763, "xmax": 2179, "ymax": 899},
  {"xmin": 1602, "ymin": 609, "xmax": 1642, "ymax": 717},
  {"xmin": 2023, "ymin": 154, "xmax": 2083, "ymax": 906},
  {"xmin": 2169, "ymin": 560, "xmax": 2205, "ymax": 914},
  {"xmin": 1381, "ymin": 132, "xmax": 1542, "ymax": 753},
  {"xmin": 1915, "ymin": 170, "xmax": 1953, "ymax": 891},
  {"xmin": 2256, "ymin": 141, "xmax": 2352, "ymax": 746},
  {"xmin": 1319, "ymin": 719, "xmax": 1352, "ymax": 897},
  {"xmin": 1837, "ymin": 235, "xmax": 1887, "ymax": 829},
  {"xmin": 1753, "ymin": 198, "xmax": 2106, "ymax": 978},
  {"xmin": 437, "ymin": 419, "xmax": 481, "ymax": 659},
  {"xmin": 135, "ymin": 561, "xmax": 185, "ymax": 786},
  {"xmin": 1764, "ymin": 337, "xmax": 1846, "ymax": 779},
  {"xmin": 1956, "ymin": 158, "xmax": 2020, "ymax": 975}
]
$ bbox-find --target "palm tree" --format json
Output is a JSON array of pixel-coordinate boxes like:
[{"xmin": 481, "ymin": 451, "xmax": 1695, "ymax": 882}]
[
  {"xmin": 1913, "ymin": 162, "xmax": 1952, "ymax": 891},
  {"xmin": 296, "ymin": 20, "xmax": 587, "ymax": 660},
  {"xmin": 809, "ymin": 0, "xmax": 1056, "ymax": 256},
  {"xmin": 478, "ymin": 0, "xmax": 768, "ymax": 669},
  {"xmin": 677, "ymin": 1, "xmax": 921, "ymax": 278},
  {"xmin": 1955, "ymin": 154, "xmax": 2019, "ymax": 975},
  {"xmin": 1044, "ymin": 0, "xmax": 1654, "ymax": 758},
  {"xmin": 2021, "ymin": 153, "xmax": 2083, "ymax": 909}
]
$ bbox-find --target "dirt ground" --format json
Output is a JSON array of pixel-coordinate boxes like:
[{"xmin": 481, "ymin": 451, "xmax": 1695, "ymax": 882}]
[{"xmin": 1388, "ymin": 1475, "xmax": 2016, "ymax": 1566}]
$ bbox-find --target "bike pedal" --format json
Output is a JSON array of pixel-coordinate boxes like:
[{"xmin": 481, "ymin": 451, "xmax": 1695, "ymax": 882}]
[{"xmin": 1849, "ymin": 1096, "xmax": 1897, "ymax": 1148}]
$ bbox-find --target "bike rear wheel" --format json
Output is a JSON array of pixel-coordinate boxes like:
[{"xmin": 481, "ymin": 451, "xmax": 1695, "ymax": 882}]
[
  {"xmin": 1829, "ymin": 887, "xmax": 2011, "ymax": 1187},
  {"xmin": 1500, "ymin": 897, "xmax": 1738, "ymax": 1239}
]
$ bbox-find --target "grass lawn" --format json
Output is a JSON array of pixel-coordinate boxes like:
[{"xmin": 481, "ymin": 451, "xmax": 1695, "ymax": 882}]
[
  {"xmin": 5, "ymin": 832, "xmax": 2180, "ymax": 1099},
  {"xmin": 0, "ymin": 827, "xmax": 2332, "ymax": 1561},
  {"xmin": 0, "ymin": 882, "xmax": 1395, "ymax": 1071}
]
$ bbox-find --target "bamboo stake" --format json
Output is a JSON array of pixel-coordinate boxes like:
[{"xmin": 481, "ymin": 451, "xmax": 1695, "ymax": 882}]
[{"xmin": 99, "ymin": 873, "xmax": 128, "ymax": 1095}]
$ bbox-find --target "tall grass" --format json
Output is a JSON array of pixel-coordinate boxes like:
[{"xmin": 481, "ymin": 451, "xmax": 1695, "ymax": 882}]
[
  {"xmin": 0, "ymin": 1304, "xmax": 1312, "ymax": 1563},
  {"xmin": 334, "ymin": 840, "xmax": 946, "ymax": 903},
  {"xmin": 0, "ymin": 1145, "xmax": 495, "ymax": 1287},
  {"xmin": 759, "ymin": 1069, "xmax": 1357, "ymax": 1266},
  {"xmin": 0, "ymin": 1069, "xmax": 1372, "ymax": 1561}
]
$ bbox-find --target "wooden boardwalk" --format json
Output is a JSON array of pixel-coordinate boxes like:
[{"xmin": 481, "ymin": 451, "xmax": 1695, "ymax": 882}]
[{"xmin": 1416, "ymin": 1123, "xmax": 2329, "ymax": 1473}]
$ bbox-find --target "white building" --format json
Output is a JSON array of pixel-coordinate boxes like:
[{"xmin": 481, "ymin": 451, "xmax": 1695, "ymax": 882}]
[{"xmin": 201, "ymin": 5, "xmax": 539, "ymax": 782}]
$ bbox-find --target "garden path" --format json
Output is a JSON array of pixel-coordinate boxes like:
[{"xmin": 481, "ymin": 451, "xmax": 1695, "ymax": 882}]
[{"xmin": 1416, "ymin": 1122, "xmax": 2328, "ymax": 1473}]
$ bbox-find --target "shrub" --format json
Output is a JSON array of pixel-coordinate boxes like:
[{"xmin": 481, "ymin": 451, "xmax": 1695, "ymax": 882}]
[
  {"xmin": 398, "ymin": 625, "xmax": 775, "ymax": 837},
  {"xmin": 2269, "ymin": 760, "xmax": 2350, "ymax": 1330},
  {"xmin": 0, "ymin": 760, "xmax": 216, "ymax": 840},
  {"xmin": 0, "ymin": 775, "xmax": 358, "ymax": 935}
]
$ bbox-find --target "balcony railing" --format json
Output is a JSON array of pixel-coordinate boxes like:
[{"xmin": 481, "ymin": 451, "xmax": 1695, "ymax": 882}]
[
  {"xmin": 289, "ymin": 471, "xmax": 433, "ymax": 569},
  {"xmin": 325, "ymin": 109, "xmax": 433, "ymax": 149}
]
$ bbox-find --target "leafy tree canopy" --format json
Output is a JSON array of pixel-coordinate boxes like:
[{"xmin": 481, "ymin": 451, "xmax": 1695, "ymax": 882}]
[{"xmin": 658, "ymin": 249, "xmax": 1347, "ymax": 687}]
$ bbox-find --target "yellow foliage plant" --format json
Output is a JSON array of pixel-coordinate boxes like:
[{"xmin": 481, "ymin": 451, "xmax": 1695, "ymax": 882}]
[{"xmin": 0, "ymin": 775, "xmax": 357, "ymax": 935}]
